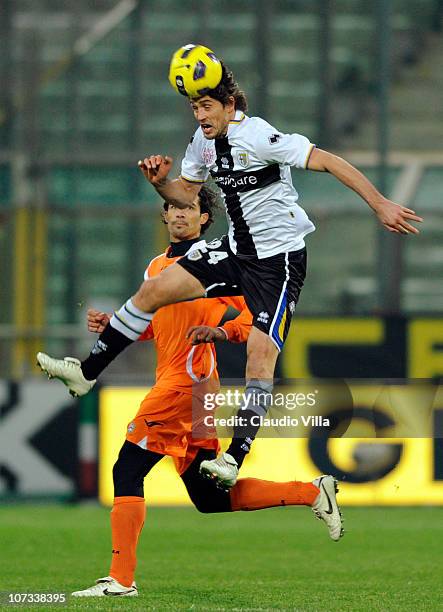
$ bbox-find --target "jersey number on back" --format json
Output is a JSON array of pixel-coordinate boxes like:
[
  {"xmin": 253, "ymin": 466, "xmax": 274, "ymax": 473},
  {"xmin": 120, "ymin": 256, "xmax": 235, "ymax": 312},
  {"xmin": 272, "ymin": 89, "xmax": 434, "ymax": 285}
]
[
  {"xmin": 205, "ymin": 239, "xmax": 228, "ymax": 265},
  {"xmin": 208, "ymin": 251, "xmax": 228, "ymax": 265}
]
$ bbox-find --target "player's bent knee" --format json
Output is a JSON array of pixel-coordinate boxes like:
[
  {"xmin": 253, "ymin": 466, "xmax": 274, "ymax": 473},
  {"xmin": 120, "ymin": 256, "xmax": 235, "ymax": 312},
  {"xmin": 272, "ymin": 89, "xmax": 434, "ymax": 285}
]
[
  {"xmin": 192, "ymin": 498, "xmax": 213, "ymax": 513},
  {"xmin": 181, "ymin": 449, "xmax": 232, "ymax": 513},
  {"xmin": 192, "ymin": 495, "xmax": 230, "ymax": 514}
]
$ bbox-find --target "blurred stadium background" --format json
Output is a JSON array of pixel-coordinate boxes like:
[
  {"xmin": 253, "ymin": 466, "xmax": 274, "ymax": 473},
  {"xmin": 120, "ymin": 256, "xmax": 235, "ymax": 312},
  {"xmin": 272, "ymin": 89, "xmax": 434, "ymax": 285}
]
[{"xmin": 1, "ymin": 0, "xmax": 443, "ymax": 517}]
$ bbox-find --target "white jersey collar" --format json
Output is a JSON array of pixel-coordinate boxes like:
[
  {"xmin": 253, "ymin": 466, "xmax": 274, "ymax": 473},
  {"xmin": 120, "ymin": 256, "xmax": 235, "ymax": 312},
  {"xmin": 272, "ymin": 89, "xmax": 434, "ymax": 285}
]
[{"xmin": 227, "ymin": 110, "xmax": 246, "ymax": 134}]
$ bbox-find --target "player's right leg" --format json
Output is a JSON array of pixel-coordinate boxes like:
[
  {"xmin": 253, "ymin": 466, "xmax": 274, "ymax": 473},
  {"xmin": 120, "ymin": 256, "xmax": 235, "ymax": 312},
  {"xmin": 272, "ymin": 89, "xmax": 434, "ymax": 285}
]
[
  {"xmin": 199, "ymin": 327, "xmax": 278, "ymax": 486},
  {"xmin": 72, "ymin": 440, "xmax": 164, "ymax": 597},
  {"xmin": 37, "ymin": 261, "xmax": 206, "ymax": 396},
  {"xmin": 200, "ymin": 247, "xmax": 308, "ymax": 487},
  {"xmin": 180, "ymin": 450, "xmax": 344, "ymax": 541}
]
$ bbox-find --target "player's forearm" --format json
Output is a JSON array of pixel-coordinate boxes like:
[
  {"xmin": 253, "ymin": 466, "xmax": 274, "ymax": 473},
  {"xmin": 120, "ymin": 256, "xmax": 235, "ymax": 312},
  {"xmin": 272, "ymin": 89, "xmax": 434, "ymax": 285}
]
[
  {"xmin": 221, "ymin": 321, "xmax": 251, "ymax": 343},
  {"xmin": 154, "ymin": 177, "xmax": 201, "ymax": 208},
  {"xmin": 223, "ymin": 326, "xmax": 249, "ymax": 343},
  {"xmin": 329, "ymin": 156, "xmax": 386, "ymax": 211},
  {"xmin": 309, "ymin": 149, "xmax": 386, "ymax": 212}
]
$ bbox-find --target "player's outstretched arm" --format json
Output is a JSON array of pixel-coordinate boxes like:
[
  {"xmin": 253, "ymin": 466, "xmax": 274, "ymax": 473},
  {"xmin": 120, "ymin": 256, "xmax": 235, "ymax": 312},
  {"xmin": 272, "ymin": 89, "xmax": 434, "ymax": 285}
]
[
  {"xmin": 307, "ymin": 148, "xmax": 423, "ymax": 235},
  {"xmin": 138, "ymin": 155, "xmax": 201, "ymax": 208}
]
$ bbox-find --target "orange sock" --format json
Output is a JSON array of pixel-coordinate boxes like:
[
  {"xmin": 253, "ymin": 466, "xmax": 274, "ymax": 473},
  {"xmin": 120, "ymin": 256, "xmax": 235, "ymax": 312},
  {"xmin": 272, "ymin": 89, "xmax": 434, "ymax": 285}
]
[
  {"xmin": 109, "ymin": 496, "xmax": 146, "ymax": 588},
  {"xmin": 230, "ymin": 478, "xmax": 319, "ymax": 511}
]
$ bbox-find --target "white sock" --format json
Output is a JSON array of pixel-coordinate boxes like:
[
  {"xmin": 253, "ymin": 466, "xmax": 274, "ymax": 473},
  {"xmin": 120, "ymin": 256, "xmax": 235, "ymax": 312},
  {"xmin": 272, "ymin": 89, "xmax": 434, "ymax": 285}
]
[{"xmin": 110, "ymin": 299, "xmax": 153, "ymax": 341}]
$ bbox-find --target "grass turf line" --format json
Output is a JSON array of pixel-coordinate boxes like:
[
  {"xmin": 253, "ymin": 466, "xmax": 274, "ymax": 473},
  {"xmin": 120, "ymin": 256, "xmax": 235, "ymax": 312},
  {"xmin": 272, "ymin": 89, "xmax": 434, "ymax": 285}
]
[{"xmin": 0, "ymin": 505, "xmax": 442, "ymax": 611}]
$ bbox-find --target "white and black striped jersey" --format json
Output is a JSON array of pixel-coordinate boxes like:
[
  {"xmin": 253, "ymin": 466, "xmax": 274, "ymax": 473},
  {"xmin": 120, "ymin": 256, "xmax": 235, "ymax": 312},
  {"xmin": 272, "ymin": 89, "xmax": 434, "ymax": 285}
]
[{"xmin": 181, "ymin": 110, "xmax": 316, "ymax": 259}]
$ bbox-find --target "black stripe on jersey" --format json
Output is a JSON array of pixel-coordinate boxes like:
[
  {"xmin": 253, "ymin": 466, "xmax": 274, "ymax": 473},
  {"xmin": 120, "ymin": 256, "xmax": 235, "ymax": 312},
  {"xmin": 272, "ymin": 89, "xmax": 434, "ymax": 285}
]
[
  {"xmin": 214, "ymin": 137, "xmax": 257, "ymax": 257},
  {"xmin": 210, "ymin": 163, "xmax": 281, "ymax": 193}
]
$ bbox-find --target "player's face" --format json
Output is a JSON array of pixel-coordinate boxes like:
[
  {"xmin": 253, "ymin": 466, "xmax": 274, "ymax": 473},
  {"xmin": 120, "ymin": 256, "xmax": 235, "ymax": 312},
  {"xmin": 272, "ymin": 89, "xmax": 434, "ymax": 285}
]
[
  {"xmin": 190, "ymin": 95, "xmax": 235, "ymax": 139},
  {"xmin": 164, "ymin": 198, "xmax": 209, "ymax": 242}
]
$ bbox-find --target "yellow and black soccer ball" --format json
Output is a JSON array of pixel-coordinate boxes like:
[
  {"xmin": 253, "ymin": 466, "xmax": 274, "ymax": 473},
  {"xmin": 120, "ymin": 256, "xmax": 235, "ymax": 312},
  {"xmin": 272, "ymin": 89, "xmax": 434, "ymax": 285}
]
[{"xmin": 168, "ymin": 44, "xmax": 222, "ymax": 98}]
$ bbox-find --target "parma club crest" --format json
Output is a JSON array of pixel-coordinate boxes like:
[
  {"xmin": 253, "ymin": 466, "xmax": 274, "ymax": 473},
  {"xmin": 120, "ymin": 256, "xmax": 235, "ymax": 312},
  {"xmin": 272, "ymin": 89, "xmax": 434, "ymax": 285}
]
[{"xmin": 237, "ymin": 151, "xmax": 249, "ymax": 168}]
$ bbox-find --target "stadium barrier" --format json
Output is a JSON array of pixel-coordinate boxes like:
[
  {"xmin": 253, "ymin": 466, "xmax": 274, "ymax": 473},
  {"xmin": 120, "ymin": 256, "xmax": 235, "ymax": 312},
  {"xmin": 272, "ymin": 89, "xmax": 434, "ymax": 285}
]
[
  {"xmin": 0, "ymin": 381, "xmax": 97, "ymax": 500},
  {"xmin": 0, "ymin": 381, "xmax": 78, "ymax": 499}
]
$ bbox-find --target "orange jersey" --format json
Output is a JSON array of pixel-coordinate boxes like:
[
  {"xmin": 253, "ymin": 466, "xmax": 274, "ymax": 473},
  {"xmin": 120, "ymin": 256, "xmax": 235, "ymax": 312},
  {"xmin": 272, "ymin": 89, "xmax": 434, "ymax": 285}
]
[
  {"xmin": 126, "ymin": 246, "xmax": 252, "ymax": 472},
  {"xmin": 138, "ymin": 246, "xmax": 252, "ymax": 393}
]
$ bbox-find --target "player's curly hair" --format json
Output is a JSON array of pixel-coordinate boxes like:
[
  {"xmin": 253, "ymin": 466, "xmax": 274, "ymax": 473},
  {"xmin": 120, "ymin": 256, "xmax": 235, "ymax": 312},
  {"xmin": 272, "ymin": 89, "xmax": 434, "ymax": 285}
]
[
  {"xmin": 204, "ymin": 61, "xmax": 248, "ymax": 112},
  {"xmin": 162, "ymin": 184, "xmax": 220, "ymax": 235}
]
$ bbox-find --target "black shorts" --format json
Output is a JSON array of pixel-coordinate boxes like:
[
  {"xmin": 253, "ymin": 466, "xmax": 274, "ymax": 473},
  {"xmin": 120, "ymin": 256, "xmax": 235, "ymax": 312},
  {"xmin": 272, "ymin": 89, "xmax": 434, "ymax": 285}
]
[{"xmin": 177, "ymin": 236, "xmax": 307, "ymax": 351}]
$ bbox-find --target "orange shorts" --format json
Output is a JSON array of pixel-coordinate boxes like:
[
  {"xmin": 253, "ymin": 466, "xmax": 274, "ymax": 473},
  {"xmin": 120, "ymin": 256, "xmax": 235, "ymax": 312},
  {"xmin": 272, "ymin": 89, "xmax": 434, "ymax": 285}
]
[{"xmin": 125, "ymin": 385, "xmax": 220, "ymax": 475}]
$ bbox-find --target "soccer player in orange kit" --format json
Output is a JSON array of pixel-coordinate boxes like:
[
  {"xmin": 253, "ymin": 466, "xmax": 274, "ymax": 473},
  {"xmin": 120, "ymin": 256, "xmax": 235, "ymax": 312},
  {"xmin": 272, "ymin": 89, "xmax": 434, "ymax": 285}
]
[{"xmin": 70, "ymin": 186, "xmax": 340, "ymax": 598}]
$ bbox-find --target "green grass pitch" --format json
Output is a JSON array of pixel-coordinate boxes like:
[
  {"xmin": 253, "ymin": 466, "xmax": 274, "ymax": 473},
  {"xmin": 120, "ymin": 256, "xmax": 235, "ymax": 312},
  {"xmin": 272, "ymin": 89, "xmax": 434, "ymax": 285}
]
[{"xmin": 0, "ymin": 504, "xmax": 442, "ymax": 611}]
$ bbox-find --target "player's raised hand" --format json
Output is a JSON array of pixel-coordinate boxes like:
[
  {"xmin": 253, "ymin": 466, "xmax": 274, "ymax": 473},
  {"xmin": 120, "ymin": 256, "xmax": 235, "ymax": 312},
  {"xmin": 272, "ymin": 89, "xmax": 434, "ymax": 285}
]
[
  {"xmin": 375, "ymin": 199, "xmax": 423, "ymax": 234},
  {"xmin": 87, "ymin": 309, "xmax": 111, "ymax": 334},
  {"xmin": 138, "ymin": 155, "xmax": 173, "ymax": 186},
  {"xmin": 186, "ymin": 326, "xmax": 227, "ymax": 345}
]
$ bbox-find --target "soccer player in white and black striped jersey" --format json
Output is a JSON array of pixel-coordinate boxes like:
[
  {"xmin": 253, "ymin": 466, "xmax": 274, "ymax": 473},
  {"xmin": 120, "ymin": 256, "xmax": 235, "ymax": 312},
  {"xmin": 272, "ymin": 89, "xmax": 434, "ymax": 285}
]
[{"xmin": 37, "ymin": 59, "xmax": 423, "ymax": 491}]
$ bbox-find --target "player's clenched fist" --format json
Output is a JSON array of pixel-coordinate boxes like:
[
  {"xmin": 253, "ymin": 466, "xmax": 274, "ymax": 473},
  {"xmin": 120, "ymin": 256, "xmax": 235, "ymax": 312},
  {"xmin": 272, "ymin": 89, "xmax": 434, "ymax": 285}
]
[
  {"xmin": 138, "ymin": 155, "xmax": 173, "ymax": 186},
  {"xmin": 186, "ymin": 326, "xmax": 228, "ymax": 345},
  {"xmin": 87, "ymin": 309, "xmax": 111, "ymax": 334}
]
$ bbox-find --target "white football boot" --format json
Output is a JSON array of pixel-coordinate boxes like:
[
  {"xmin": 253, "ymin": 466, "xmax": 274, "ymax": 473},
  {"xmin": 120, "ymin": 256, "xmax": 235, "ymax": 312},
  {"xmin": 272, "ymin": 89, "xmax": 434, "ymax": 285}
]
[
  {"xmin": 36, "ymin": 352, "xmax": 96, "ymax": 398},
  {"xmin": 71, "ymin": 576, "xmax": 138, "ymax": 597},
  {"xmin": 199, "ymin": 452, "xmax": 239, "ymax": 489},
  {"xmin": 311, "ymin": 475, "xmax": 344, "ymax": 541}
]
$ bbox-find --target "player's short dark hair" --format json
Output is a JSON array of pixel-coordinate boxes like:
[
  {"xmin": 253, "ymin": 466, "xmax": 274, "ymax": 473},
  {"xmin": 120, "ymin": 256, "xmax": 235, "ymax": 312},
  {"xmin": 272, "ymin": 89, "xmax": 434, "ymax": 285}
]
[
  {"xmin": 202, "ymin": 62, "xmax": 248, "ymax": 112},
  {"xmin": 162, "ymin": 184, "xmax": 220, "ymax": 235}
]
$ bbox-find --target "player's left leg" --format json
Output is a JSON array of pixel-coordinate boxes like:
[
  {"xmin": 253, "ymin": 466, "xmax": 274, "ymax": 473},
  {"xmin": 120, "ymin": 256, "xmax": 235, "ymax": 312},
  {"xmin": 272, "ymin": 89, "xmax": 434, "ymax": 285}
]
[
  {"xmin": 72, "ymin": 440, "xmax": 164, "ymax": 597},
  {"xmin": 108, "ymin": 441, "xmax": 165, "ymax": 590},
  {"xmin": 181, "ymin": 450, "xmax": 343, "ymax": 540}
]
